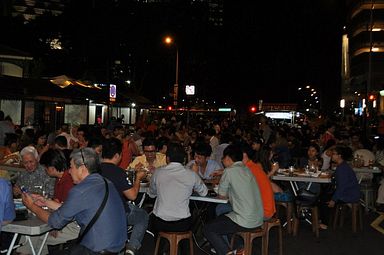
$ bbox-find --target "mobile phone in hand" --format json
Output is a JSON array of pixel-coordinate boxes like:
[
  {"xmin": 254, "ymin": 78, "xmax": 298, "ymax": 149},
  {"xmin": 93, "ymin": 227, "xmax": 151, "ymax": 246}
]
[{"xmin": 20, "ymin": 186, "xmax": 29, "ymax": 194}]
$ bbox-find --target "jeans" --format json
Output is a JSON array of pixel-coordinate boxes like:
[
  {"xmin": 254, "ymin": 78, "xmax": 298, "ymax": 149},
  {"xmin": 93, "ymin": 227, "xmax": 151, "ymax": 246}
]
[
  {"xmin": 127, "ymin": 203, "xmax": 149, "ymax": 250},
  {"xmin": 203, "ymin": 215, "xmax": 259, "ymax": 255},
  {"xmin": 216, "ymin": 203, "xmax": 233, "ymax": 216}
]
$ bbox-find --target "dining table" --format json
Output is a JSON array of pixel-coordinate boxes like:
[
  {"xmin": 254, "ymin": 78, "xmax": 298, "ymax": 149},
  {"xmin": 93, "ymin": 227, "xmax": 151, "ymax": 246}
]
[
  {"xmin": 271, "ymin": 168, "xmax": 332, "ymax": 196},
  {"xmin": 1, "ymin": 214, "xmax": 51, "ymax": 255}
]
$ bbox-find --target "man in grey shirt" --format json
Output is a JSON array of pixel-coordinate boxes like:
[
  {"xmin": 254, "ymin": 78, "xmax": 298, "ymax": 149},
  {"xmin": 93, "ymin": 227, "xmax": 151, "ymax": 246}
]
[
  {"xmin": 148, "ymin": 142, "xmax": 208, "ymax": 233},
  {"xmin": 203, "ymin": 144, "xmax": 264, "ymax": 255}
]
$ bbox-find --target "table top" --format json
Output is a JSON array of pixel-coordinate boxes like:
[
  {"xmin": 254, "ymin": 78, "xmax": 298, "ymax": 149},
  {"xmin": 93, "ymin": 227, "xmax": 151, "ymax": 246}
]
[
  {"xmin": 272, "ymin": 169, "xmax": 332, "ymax": 183},
  {"xmin": 353, "ymin": 167, "xmax": 381, "ymax": 174},
  {"xmin": 141, "ymin": 182, "xmax": 227, "ymax": 203},
  {"xmin": 2, "ymin": 214, "xmax": 51, "ymax": 235},
  {"xmin": 190, "ymin": 194, "xmax": 228, "ymax": 204}
]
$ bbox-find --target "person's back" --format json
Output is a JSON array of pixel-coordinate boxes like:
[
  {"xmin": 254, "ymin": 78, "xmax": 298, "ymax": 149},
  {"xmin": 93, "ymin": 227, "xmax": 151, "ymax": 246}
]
[
  {"xmin": 150, "ymin": 161, "xmax": 207, "ymax": 221},
  {"xmin": 0, "ymin": 178, "xmax": 15, "ymax": 232},
  {"xmin": 221, "ymin": 161, "xmax": 263, "ymax": 228},
  {"xmin": 49, "ymin": 170, "xmax": 127, "ymax": 252},
  {"xmin": 246, "ymin": 161, "xmax": 275, "ymax": 219},
  {"xmin": 99, "ymin": 138, "xmax": 148, "ymax": 254},
  {"xmin": 149, "ymin": 142, "xmax": 207, "ymax": 226},
  {"xmin": 204, "ymin": 144, "xmax": 264, "ymax": 255}
]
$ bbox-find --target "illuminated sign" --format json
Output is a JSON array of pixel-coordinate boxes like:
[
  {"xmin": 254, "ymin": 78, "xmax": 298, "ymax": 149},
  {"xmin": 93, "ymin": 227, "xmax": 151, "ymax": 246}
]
[
  {"xmin": 218, "ymin": 108, "xmax": 232, "ymax": 112},
  {"xmin": 265, "ymin": 112, "xmax": 293, "ymax": 120},
  {"xmin": 185, "ymin": 85, "xmax": 195, "ymax": 95},
  {"xmin": 110, "ymin": 84, "xmax": 116, "ymax": 102}
]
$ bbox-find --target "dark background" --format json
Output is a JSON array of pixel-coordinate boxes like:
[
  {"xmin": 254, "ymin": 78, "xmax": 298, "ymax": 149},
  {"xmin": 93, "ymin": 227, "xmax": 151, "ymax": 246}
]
[{"xmin": 0, "ymin": 0, "xmax": 346, "ymax": 111}]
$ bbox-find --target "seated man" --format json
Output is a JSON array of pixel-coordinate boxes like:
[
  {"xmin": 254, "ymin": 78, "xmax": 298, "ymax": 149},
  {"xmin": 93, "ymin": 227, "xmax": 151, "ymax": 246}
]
[
  {"xmin": 186, "ymin": 142, "xmax": 223, "ymax": 180},
  {"xmin": 99, "ymin": 138, "xmax": 149, "ymax": 255},
  {"xmin": 39, "ymin": 149, "xmax": 79, "ymax": 254},
  {"xmin": 22, "ymin": 148, "xmax": 127, "ymax": 254},
  {"xmin": 14, "ymin": 146, "xmax": 55, "ymax": 198},
  {"xmin": 203, "ymin": 144, "xmax": 264, "ymax": 255},
  {"xmin": 148, "ymin": 142, "xmax": 208, "ymax": 235},
  {"xmin": 129, "ymin": 137, "xmax": 167, "ymax": 172}
]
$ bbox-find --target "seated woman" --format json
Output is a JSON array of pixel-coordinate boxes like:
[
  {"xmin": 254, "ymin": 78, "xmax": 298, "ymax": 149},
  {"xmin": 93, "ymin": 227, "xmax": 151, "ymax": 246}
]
[
  {"xmin": 33, "ymin": 131, "xmax": 49, "ymax": 156},
  {"xmin": 297, "ymin": 143, "xmax": 323, "ymax": 194},
  {"xmin": 253, "ymin": 147, "xmax": 296, "ymax": 205}
]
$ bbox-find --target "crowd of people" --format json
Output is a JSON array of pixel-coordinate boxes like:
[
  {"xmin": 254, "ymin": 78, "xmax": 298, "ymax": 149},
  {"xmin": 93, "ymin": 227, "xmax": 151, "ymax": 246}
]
[{"xmin": 0, "ymin": 109, "xmax": 383, "ymax": 255}]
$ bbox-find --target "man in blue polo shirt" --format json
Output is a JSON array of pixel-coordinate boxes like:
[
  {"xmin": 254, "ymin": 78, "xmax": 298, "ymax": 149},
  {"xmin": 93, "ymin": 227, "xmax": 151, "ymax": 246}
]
[
  {"xmin": 0, "ymin": 178, "xmax": 15, "ymax": 232},
  {"xmin": 22, "ymin": 148, "xmax": 127, "ymax": 254}
]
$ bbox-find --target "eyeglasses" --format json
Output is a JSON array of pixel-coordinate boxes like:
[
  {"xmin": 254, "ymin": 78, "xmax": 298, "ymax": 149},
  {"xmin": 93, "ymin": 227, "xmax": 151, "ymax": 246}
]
[
  {"xmin": 144, "ymin": 150, "xmax": 156, "ymax": 154},
  {"xmin": 80, "ymin": 149, "xmax": 87, "ymax": 167}
]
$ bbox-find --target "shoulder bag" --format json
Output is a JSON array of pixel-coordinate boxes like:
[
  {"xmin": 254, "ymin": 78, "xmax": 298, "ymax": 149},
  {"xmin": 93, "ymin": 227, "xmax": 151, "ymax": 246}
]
[{"xmin": 56, "ymin": 178, "xmax": 110, "ymax": 255}]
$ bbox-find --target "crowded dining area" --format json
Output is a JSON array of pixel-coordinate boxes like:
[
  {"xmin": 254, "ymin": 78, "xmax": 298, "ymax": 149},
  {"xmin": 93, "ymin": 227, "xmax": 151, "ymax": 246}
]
[{"xmin": 0, "ymin": 110, "xmax": 383, "ymax": 255}]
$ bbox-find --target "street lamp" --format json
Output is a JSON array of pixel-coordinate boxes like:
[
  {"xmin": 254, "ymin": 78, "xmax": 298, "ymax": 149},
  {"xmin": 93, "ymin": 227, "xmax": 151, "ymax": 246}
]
[{"xmin": 164, "ymin": 36, "xmax": 179, "ymax": 108}]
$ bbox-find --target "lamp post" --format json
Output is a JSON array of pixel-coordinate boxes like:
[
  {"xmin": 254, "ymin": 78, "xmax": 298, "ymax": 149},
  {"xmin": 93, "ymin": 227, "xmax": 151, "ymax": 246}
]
[{"xmin": 164, "ymin": 36, "xmax": 179, "ymax": 109}]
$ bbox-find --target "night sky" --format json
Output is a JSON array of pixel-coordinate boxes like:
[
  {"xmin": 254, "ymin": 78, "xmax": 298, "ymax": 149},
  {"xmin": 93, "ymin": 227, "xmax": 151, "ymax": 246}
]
[
  {"xmin": 219, "ymin": 1, "xmax": 346, "ymax": 109},
  {"xmin": 1, "ymin": 0, "xmax": 346, "ymax": 111}
]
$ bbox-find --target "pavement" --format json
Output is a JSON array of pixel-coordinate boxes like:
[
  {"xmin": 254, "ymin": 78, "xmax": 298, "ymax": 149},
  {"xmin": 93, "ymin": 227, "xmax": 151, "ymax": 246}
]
[{"xmin": 138, "ymin": 210, "xmax": 383, "ymax": 255}]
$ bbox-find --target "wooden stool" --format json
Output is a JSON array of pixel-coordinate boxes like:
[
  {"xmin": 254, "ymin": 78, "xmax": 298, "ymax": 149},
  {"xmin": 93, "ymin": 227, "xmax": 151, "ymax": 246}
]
[
  {"xmin": 275, "ymin": 201, "xmax": 294, "ymax": 234},
  {"xmin": 153, "ymin": 231, "xmax": 194, "ymax": 255},
  {"xmin": 264, "ymin": 217, "xmax": 283, "ymax": 255},
  {"xmin": 333, "ymin": 203, "xmax": 363, "ymax": 233},
  {"xmin": 231, "ymin": 224, "xmax": 266, "ymax": 255},
  {"xmin": 293, "ymin": 204, "xmax": 319, "ymax": 238}
]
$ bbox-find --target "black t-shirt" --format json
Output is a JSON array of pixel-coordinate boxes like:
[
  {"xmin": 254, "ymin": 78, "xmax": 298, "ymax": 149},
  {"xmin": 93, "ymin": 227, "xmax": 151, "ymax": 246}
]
[{"xmin": 99, "ymin": 162, "xmax": 132, "ymax": 213}]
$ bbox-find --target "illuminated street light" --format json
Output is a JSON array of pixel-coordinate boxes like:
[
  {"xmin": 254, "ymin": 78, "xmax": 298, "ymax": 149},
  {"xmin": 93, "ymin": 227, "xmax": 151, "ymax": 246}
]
[
  {"xmin": 164, "ymin": 36, "xmax": 179, "ymax": 108},
  {"xmin": 164, "ymin": 36, "xmax": 173, "ymax": 44}
]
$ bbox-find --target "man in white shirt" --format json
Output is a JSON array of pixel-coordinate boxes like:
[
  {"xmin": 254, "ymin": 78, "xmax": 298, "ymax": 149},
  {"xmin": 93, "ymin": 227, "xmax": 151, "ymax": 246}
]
[{"xmin": 148, "ymin": 142, "xmax": 208, "ymax": 233}]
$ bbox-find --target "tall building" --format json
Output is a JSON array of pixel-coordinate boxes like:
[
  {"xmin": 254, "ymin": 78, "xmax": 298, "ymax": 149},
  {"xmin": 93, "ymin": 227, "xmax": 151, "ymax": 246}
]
[
  {"xmin": 8, "ymin": 0, "xmax": 69, "ymax": 23},
  {"xmin": 342, "ymin": 0, "xmax": 384, "ymax": 112},
  {"xmin": 207, "ymin": 0, "xmax": 223, "ymax": 26}
]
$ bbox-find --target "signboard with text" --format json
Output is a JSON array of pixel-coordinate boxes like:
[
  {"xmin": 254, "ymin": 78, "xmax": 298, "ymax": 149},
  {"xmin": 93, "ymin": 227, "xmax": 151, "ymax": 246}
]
[{"xmin": 109, "ymin": 84, "xmax": 116, "ymax": 102}]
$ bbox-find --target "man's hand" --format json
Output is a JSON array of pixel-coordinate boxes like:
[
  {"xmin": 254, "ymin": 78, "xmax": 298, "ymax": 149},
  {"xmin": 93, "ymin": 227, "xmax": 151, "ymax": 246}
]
[
  {"xmin": 147, "ymin": 165, "xmax": 156, "ymax": 173},
  {"xmin": 210, "ymin": 169, "xmax": 224, "ymax": 177},
  {"xmin": 135, "ymin": 169, "xmax": 147, "ymax": 181},
  {"xmin": 49, "ymin": 230, "xmax": 59, "ymax": 238},
  {"xmin": 22, "ymin": 192, "xmax": 35, "ymax": 209},
  {"xmin": 191, "ymin": 162, "xmax": 199, "ymax": 174},
  {"xmin": 30, "ymin": 194, "xmax": 47, "ymax": 207},
  {"xmin": 327, "ymin": 200, "xmax": 335, "ymax": 208},
  {"xmin": 13, "ymin": 185, "xmax": 22, "ymax": 196},
  {"xmin": 134, "ymin": 162, "xmax": 144, "ymax": 171}
]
